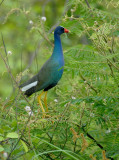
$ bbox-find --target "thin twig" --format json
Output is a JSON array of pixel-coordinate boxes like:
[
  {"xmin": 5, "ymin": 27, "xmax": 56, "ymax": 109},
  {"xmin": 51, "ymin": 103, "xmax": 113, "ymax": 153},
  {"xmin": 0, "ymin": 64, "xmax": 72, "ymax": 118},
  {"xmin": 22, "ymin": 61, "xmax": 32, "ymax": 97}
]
[
  {"xmin": 82, "ymin": 127, "xmax": 103, "ymax": 149},
  {"xmin": 85, "ymin": 0, "xmax": 91, "ymax": 8},
  {"xmin": 79, "ymin": 72, "xmax": 98, "ymax": 94},
  {"xmin": 75, "ymin": 125, "xmax": 114, "ymax": 160},
  {"xmin": 37, "ymin": 29, "xmax": 54, "ymax": 47},
  {"xmin": 50, "ymin": 102, "xmax": 70, "ymax": 143},
  {"xmin": 0, "ymin": 138, "xmax": 10, "ymax": 144}
]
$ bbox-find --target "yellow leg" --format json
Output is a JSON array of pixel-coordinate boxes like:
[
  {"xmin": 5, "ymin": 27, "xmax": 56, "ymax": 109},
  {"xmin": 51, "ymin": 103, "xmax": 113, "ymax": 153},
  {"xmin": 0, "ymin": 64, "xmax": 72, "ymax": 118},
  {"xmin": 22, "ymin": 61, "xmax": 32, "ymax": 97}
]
[
  {"xmin": 37, "ymin": 91, "xmax": 45, "ymax": 118},
  {"xmin": 44, "ymin": 91, "xmax": 48, "ymax": 112}
]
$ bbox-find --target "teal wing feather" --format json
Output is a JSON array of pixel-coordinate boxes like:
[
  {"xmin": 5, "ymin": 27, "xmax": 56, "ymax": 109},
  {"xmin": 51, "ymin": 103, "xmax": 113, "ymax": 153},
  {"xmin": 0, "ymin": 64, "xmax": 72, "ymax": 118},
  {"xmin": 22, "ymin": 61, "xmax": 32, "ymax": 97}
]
[
  {"xmin": 36, "ymin": 58, "xmax": 64, "ymax": 91},
  {"xmin": 20, "ymin": 57, "xmax": 64, "ymax": 96}
]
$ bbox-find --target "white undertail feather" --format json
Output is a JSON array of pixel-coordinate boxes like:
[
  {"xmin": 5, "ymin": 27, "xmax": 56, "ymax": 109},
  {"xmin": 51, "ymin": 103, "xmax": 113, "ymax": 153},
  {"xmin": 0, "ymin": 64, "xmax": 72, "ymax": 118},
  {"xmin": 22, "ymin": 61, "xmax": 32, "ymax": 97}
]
[{"xmin": 21, "ymin": 81, "xmax": 38, "ymax": 92}]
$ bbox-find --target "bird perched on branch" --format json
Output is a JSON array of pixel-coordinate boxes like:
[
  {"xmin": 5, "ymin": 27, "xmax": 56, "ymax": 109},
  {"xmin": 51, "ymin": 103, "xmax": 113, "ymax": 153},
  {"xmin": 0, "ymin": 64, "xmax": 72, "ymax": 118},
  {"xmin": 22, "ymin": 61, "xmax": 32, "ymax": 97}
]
[{"xmin": 19, "ymin": 26, "xmax": 69, "ymax": 117}]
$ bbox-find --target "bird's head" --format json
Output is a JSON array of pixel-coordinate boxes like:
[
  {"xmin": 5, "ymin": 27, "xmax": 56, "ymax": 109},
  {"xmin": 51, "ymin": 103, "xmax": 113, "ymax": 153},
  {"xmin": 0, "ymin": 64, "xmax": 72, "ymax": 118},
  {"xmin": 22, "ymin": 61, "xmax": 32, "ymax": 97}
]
[{"xmin": 54, "ymin": 26, "xmax": 69, "ymax": 35}]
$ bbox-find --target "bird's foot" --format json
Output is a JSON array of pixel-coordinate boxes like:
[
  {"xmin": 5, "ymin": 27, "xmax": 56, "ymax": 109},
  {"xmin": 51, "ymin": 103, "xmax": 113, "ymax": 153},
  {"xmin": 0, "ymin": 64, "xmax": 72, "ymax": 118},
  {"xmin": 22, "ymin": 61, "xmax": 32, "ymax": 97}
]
[
  {"xmin": 43, "ymin": 113, "xmax": 51, "ymax": 118},
  {"xmin": 42, "ymin": 113, "xmax": 55, "ymax": 124}
]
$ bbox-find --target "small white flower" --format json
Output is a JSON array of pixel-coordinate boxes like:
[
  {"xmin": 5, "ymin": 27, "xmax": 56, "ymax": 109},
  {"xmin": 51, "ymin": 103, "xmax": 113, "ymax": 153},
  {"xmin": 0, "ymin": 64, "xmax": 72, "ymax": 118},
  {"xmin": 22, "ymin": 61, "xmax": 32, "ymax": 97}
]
[
  {"xmin": 41, "ymin": 16, "xmax": 46, "ymax": 21},
  {"xmin": 54, "ymin": 99, "xmax": 58, "ymax": 103},
  {"xmin": 105, "ymin": 129, "xmax": 111, "ymax": 134},
  {"xmin": 90, "ymin": 113, "xmax": 95, "ymax": 117},
  {"xmin": 72, "ymin": 96, "xmax": 76, "ymax": 100},
  {"xmin": 25, "ymin": 106, "xmax": 31, "ymax": 112},
  {"xmin": 28, "ymin": 111, "xmax": 34, "ymax": 116},
  {"xmin": 64, "ymin": 103, "xmax": 67, "ymax": 107},
  {"xmin": 29, "ymin": 20, "xmax": 33, "ymax": 24},
  {"xmin": 91, "ymin": 103, "xmax": 94, "ymax": 105},
  {"xmin": 3, "ymin": 152, "xmax": 8, "ymax": 158},
  {"xmin": 103, "ymin": 99, "xmax": 106, "ymax": 102},
  {"xmin": 7, "ymin": 51, "xmax": 12, "ymax": 55},
  {"xmin": 25, "ymin": 106, "xmax": 33, "ymax": 116}
]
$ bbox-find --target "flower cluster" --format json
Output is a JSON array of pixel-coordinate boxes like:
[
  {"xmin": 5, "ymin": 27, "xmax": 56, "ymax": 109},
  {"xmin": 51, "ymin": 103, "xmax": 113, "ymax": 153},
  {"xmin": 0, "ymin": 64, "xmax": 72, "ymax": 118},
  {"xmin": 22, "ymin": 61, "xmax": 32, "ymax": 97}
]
[
  {"xmin": 7, "ymin": 51, "xmax": 12, "ymax": 55},
  {"xmin": 25, "ymin": 106, "xmax": 34, "ymax": 116},
  {"xmin": 29, "ymin": 20, "xmax": 33, "ymax": 25},
  {"xmin": 54, "ymin": 99, "xmax": 58, "ymax": 102},
  {"xmin": 41, "ymin": 16, "xmax": 46, "ymax": 21}
]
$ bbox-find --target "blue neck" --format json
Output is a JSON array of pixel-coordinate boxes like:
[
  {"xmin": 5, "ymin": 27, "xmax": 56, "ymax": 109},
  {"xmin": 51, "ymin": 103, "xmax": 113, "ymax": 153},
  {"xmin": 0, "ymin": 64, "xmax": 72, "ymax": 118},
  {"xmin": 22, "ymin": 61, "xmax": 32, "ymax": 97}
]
[{"xmin": 51, "ymin": 33, "xmax": 63, "ymax": 60}]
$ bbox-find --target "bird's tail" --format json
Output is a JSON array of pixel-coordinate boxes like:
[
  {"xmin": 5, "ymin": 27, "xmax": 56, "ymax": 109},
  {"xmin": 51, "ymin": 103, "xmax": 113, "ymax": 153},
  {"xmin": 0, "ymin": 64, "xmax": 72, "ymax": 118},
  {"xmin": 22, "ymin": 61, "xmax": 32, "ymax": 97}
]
[{"xmin": 24, "ymin": 87, "xmax": 36, "ymax": 97}]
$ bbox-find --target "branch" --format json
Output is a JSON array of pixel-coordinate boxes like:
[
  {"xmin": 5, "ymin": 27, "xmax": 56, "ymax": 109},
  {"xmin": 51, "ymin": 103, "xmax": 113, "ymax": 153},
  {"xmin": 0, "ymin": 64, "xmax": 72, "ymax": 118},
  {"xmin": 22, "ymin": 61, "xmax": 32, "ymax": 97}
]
[
  {"xmin": 50, "ymin": 102, "xmax": 70, "ymax": 143},
  {"xmin": 83, "ymin": 129, "xmax": 103, "ymax": 149},
  {"xmin": 38, "ymin": 29, "xmax": 54, "ymax": 47},
  {"xmin": 82, "ymin": 127, "xmax": 114, "ymax": 160},
  {"xmin": 79, "ymin": 72, "xmax": 98, "ymax": 94},
  {"xmin": 106, "ymin": 58, "xmax": 119, "ymax": 71},
  {"xmin": 85, "ymin": 0, "xmax": 91, "ymax": 8},
  {"xmin": 0, "ymin": 138, "xmax": 10, "ymax": 144},
  {"xmin": 69, "ymin": 121, "xmax": 114, "ymax": 160},
  {"xmin": 0, "ymin": 0, "xmax": 5, "ymax": 6}
]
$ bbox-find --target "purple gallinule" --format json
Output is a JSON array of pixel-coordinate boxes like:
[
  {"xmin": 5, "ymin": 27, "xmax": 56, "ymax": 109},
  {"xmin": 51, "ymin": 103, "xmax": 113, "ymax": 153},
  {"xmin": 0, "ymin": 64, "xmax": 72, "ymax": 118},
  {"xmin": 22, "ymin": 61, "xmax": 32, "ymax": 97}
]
[{"xmin": 20, "ymin": 26, "xmax": 69, "ymax": 117}]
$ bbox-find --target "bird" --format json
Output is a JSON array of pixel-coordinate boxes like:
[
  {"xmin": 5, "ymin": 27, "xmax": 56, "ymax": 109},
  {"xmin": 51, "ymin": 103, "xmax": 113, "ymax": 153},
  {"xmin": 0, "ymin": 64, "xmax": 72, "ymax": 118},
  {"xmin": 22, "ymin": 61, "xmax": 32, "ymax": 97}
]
[{"xmin": 19, "ymin": 26, "xmax": 69, "ymax": 118}]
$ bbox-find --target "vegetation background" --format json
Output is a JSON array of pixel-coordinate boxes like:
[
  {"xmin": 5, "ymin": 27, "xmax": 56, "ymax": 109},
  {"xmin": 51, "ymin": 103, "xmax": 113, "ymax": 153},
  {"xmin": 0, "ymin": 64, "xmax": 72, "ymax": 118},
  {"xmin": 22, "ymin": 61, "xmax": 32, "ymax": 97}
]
[{"xmin": 0, "ymin": 0, "xmax": 119, "ymax": 159}]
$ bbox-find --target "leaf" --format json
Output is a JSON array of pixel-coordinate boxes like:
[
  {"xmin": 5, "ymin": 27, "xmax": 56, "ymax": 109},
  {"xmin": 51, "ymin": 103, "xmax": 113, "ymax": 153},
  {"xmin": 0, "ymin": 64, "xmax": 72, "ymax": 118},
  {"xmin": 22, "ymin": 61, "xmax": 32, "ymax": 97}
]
[
  {"xmin": 20, "ymin": 140, "xmax": 28, "ymax": 152},
  {"xmin": 0, "ymin": 145, "xmax": 4, "ymax": 152},
  {"xmin": 6, "ymin": 132, "xmax": 18, "ymax": 138},
  {"xmin": 0, "ymin": 136, "xmax": 4, "ymax": 141}
]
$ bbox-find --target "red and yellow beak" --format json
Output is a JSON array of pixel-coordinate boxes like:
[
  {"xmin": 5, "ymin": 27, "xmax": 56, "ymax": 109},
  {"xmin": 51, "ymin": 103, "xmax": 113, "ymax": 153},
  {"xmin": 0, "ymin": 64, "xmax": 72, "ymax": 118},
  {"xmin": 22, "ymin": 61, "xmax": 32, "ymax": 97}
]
[{"xmin": 64, "ymin": 28, "xmax": 69, "ymax": 33}]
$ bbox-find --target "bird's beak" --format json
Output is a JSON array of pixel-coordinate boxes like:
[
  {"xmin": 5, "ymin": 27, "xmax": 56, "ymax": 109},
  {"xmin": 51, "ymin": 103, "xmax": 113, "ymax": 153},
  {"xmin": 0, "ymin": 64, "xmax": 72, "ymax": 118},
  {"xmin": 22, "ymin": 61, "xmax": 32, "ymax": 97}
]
[{"xmin": 64, "ymin": 28, "xmax": 69, "ymax": 33}]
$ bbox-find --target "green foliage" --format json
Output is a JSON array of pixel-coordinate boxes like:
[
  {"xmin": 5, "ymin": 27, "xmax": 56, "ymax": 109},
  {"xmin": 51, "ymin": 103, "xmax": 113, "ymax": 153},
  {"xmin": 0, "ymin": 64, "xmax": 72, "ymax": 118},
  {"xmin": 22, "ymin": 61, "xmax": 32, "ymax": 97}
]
[{"xmin": 0, "ymin": 0, "xmax": 119, "ymax": 159}]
